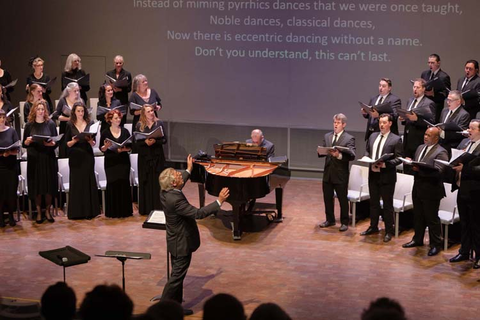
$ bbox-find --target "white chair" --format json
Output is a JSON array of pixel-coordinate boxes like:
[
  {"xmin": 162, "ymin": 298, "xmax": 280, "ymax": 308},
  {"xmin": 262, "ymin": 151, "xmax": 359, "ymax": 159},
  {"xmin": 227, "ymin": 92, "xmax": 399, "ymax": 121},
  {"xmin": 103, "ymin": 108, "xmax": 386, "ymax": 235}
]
[
  {"xmin": 19, "ymin": 101, "xmax": 25, "ymax": 128},
  {"xmin": 391, "ymin": 173, "xmax": 414, "ymax": 238},
  {"xmin": 94, "ymin": 156, "xmax": 107, "ymax": 213},
  {"xmin": 129, "ymin": 153, "xmax": 139, "ymax": 200},
  {"xmin": 89, "ymin": 98, "xmax": 99, "ymax": 121},
  {"xmin": 345, "ymin": 165, "xmax": 370, "ymax": 227},
  {"xmin": 92, "ymin": 122, "xmax": 103, "ymax": 156},
  {"xmin": 124, "ymin": 123, "xmax": 133, "ymax": 135},
  {"xmin": 20, "ymin": 128, "xmax": 27, "ymax": 160},
  {"xmin": 57, "ymin": 158, "xmax": 70, "ymax": 213},
  {"xmin": 438, "ymin": 183, "xmax": 459, "ymax": 251},
  {"xmin": 19, "ymin": 161, "xmax": 32, "ymax": 219}
]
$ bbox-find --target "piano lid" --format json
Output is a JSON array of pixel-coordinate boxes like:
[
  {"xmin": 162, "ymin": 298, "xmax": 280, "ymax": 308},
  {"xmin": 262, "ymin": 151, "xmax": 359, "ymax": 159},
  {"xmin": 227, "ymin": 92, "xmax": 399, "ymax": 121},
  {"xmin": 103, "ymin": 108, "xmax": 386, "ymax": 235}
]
[{"xmin": 214, "ymin": 142, "xmax": 267, "ymax": 161}]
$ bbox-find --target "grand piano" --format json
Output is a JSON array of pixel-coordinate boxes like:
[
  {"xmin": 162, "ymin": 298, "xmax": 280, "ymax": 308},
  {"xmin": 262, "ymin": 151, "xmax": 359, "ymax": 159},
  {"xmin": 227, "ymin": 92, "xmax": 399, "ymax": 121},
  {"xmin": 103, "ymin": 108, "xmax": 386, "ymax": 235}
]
[{"xmin": 190, "ymin": 142, "xmax": 290, "ymax": 240}]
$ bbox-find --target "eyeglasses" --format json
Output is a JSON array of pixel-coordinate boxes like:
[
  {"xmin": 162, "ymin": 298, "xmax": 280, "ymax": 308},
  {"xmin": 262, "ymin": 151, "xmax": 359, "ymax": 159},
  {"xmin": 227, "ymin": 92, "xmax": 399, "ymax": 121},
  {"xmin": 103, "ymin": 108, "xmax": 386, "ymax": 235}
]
[{"xmin": 446, "ymin": 98, "xmax": 459, "ymax": 103}]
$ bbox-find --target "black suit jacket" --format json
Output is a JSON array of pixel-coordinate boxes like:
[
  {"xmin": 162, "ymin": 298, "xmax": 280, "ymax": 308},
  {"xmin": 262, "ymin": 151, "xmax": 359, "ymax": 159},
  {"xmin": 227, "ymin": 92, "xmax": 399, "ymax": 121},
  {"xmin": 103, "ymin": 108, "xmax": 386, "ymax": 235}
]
[
  {"xmin": 456, "ymin": 74, "xmax": 480, "ymax": 114},
  {"xmin": 412, "ymin": 143, "xmax": 448, "ymax": 200},
  {"xmin": 402, "ymin": 96, "xmax": 436, "ymax": 158},
  {"xmin": 421, "ymin": 69, "xmax": 451, "ymax": 105},
  {"xmin": 439, "ymin": 106, "xmax": 470, "ymax": 149},
  {"xmin": 365, "ymin": 132, "xmax": 403, "ymax": 184},
  {"xmin": 452, "ymin": 139, "xmax": 480, "ymax": 195},
  {"xmin": 319, "ymin": 131, "xmax": 356, "ymax": 185},
  {"xmin": 363, "ymin": 93, "xmax": 401, "ymax": 140},
  {"xmin": 246, "ymin": 138, "xmax": 275, "ymax": 159},
  {"xmin": 106, "ymin": 68, "xmax": 132, "ymax": 105},
  {"xmin": 161, "ymin": 171, "xmax": 220, "ymax": 257}
]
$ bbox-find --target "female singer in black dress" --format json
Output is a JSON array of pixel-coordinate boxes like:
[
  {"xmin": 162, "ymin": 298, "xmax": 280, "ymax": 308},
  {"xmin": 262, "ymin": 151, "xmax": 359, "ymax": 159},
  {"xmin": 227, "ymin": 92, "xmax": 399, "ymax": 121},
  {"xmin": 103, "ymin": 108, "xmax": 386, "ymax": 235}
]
[
  {"xmin": 22, "ymin": 100, "xmax": 58, "ymax": 223},
  {"xmin": 97, "ymin": 84, "xmax": 122, "ymax": 133},
  {"xmin": 129, "ymin": 74, "xmax": 162, "ymax": 132},
  {"xmin": 100, "ymin": 110, "xmax": 132, "ymax": 218},
  {"xmin": 54, "ymin": 82, "xmax": 81, "ymax": 158},
  {"xmin": 26, "ymin": 56, "xmax": 53, "ymax": 109},
  {"xmin": 0, "ymin": 88, "xmax": 15, "ymax": 125},
  {"xmin": 61, "ymin": 53, "xmax": 90, "ymax": 103},
  {"xmin": 135, "ymin": 104, "xmax": 166, "ymax": 215},
  {"xmin": 65, "ymin": 102, "xmax": 100, "ymax": 219},
  {"xmin": 0, "ymin": 59, "xmax": 14, "ymax": 101},
  {"xmin": 24, "ymin": 84, "xmax": 52, "ymax": 120},
  {"xmin": 0, "ymin": 109, "xmax": 19, "ymax": 227}
]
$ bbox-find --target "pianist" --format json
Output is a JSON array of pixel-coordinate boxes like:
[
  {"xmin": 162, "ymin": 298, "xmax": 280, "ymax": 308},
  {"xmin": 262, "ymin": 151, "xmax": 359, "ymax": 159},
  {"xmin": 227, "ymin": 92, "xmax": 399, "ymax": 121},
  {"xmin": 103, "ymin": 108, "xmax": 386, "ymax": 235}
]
[
  {"xmin": 246, "ymin": 129, "xmax": 275, "ymax": 159},
  {"xmin": 157, "ymin": 154, "xmax": 229, "ymax": 315}
]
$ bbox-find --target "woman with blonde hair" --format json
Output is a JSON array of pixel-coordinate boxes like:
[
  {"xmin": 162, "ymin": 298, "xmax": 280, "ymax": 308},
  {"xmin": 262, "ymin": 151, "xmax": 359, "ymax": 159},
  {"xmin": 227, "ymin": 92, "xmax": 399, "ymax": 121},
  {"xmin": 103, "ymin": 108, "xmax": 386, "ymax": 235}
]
[
  {"xmin": 24, "ymin": 83, "xmax": 52, "ymax": 120},
  {"xmin": 26, "ymin": 56, "xmax": 53, "ymax": 108},
  {"xmin": 61, "ymin": 53, "xmax": 89, "ymax": 102},
  {"xmin": 22, "ymin": 100, "xmax": 58, "ymax": 223},
  {"xmin": 134, "ymin": 104, "xmax": 166, "ymax": 215},
  {"xmin": 129, "ymin": 74, "xmax": 162, "ymax": 131}
]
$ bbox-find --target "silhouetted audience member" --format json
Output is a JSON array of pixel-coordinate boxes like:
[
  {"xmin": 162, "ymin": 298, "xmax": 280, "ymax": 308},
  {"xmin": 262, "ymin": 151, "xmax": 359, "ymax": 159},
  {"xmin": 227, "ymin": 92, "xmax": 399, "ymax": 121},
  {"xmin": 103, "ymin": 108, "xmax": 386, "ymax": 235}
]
[
  {"xmin": 249, "ymin": 303, "xmax": 291, "ymax": 320},
  {"xmin": 145, "ymin": 300, "xmax": 184, "ymax": 320},
  {"xmin": 41, "ymin": 282, "xmax": 76, "ymax": 320},
  {"xmin": 361, "ymin": 297, "xmax": 407, "ymax": 320},
  {"xmin": 203, "ymin": 293, "xmax": 246, "ymax": 320},
  {"xmin": 79, "ymin": 284, "xmax": 133, "ymax": 320}
]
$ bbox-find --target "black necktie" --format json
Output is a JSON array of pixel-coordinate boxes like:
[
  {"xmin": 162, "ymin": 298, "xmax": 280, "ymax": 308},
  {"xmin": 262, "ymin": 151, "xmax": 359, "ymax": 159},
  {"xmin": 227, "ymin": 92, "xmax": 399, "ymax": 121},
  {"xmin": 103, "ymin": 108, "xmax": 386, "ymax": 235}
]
[
  {"xmin": 375, "ymin": 135, "xmax": 384, "ymax": 160},
  {"xmin": 377, "ymin": 96, "xmax": 384, "ymax": 106},
  {"xmin": 444, "ymin": 110, "xmax": 452, "ymax": 123},
  {"xmin": 418, "ymin": 146, "xmax": 428, "ymax": 162},
  {"xmin": 429, "ymin": 71, "xmax": 434, "ymax": 80},
  {"xmin": 462, "ymin": 78, "xmax": 470, "ymax": 90},
  {"xmin": 466, "ymin": 141, "xmax": 474, "ymax": 153},
  {"xmin": 332, "ymin": 134, "xmax": 338, "ymax": 146},
  {"xmin": 409, "ymin": 99, "xmax": 418, "ymax": 111}
]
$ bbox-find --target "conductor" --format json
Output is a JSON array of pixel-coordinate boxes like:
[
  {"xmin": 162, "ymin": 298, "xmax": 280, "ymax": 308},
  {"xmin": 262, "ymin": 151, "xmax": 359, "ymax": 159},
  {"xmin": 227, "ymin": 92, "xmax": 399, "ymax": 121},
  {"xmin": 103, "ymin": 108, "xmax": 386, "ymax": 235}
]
[{"xmin": 157, "ymin": 155, "xmax": 229, "ymax": 315}]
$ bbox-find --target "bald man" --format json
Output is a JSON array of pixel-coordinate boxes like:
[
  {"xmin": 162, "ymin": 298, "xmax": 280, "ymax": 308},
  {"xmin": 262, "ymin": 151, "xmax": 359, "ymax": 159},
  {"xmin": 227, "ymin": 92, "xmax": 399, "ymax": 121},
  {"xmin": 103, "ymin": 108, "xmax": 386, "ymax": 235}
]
[
  {"xmin": 246, "ymin": 129, "xmax": 275, "ymax": 159},
  {"xmin": 402, "ymin": 127, "xmax": 448, "ymax": 256}
]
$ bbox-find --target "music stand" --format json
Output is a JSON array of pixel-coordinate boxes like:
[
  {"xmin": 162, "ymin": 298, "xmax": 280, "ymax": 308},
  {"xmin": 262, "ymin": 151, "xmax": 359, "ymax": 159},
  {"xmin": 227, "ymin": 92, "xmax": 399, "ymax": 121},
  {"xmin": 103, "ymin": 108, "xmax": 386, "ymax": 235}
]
[
  {"xmin": 39, "ymin": 246, "xmax": 91, "ymax": 283},
  {"xmin": 96, "ymin": 251, "xmax": 151, "ymax": 292}
]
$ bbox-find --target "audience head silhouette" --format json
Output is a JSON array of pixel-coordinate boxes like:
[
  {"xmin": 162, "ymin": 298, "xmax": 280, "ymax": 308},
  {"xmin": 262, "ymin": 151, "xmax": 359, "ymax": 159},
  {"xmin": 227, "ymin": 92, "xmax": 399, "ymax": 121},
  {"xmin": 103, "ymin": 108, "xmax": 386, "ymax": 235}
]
[
  {"xmin": 146, "ymin": 299, "xmax": 184, "ymax": 320},
  {"xmin": 250, "ymin": 303, "xmax": 292, "ymax": 320},
  {"xmin": 361, "ymin": 297, "xmax": 407, "ymax": 320},
  {"xmin": 202, "ymin": 293, "xmax": 245, "ymax": 320},
  {"xmin": 41, "ymin": 282, "xmax": 77, "ymax": 320},
  {"xmin": 79, "ymin": 284, "xmax": 133, "ymax": 320}
]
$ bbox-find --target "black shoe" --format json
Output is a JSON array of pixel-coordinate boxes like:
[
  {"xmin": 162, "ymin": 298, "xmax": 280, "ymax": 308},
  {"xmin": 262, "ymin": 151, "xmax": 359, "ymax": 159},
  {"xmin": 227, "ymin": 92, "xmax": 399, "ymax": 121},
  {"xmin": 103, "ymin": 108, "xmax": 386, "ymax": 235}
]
[
  {"xmin": 36, "ymin": 219, "xmax": 44, "ymax": 224},
  {"xmin": 449, "ymin": 253, "xmax": 470, "ymax": 263},
  {"xmin": 319, "ymin": 221, "xmax": 336, "ymax": 228},
  {"xmin": 383, "ymin": 233, "xmax": 393, "ymax": 242},
  {"xmin": 473, "ymin": 259, "xmax": 480, "ymax": 269},
  {"xmin": 339, "ymin": 224, "xmax": 348, "ymax": 232},
  {"xmin": 0, "ymin": 218, "xmax": 5, "ymax": 228},
  {"xmin": 402, "ymin": 240, "xmax": 424, "ymax": 248},
  {"xmin": 183, "ymin": 308, "xmax": 193, "ymax": 316},
  {"xmin": 46, "ymin": 215, "xmax": 55, "ymax": 223},
  {"xmin": 360, "ymin": 226, "xmax": 379, "ymax": 236},
  {"xmin": 428, "ymin": 247, "xmax": 441, "ymax": 256}
]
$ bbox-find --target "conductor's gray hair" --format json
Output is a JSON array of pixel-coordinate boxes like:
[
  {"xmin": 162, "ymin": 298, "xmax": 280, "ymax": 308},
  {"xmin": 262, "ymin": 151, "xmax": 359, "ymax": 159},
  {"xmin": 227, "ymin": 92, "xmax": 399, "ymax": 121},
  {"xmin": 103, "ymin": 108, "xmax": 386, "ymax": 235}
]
[{"xmin": 159, "ymin": 168, "xmax": 176, "ymax": 191}]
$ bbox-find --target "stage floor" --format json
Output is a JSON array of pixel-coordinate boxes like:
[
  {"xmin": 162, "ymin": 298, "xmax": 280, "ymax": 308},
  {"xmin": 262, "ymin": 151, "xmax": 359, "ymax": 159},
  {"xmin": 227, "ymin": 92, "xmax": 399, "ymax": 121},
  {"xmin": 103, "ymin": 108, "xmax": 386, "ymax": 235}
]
[{"xmin": 1, "ymin": 179, "xmax": 479, "ymax": 319}]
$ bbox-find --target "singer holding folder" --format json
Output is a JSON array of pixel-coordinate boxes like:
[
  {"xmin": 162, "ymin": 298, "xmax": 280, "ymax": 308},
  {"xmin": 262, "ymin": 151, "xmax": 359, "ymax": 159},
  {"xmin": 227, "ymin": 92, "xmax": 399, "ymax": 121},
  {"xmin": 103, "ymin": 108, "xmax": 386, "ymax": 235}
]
[
  {"xmin": 134, "ymin": 104, "xmax": 166, "ymax": 215},
  {"xmin": 97, "ymin": 84, "xmax": 123, "ymax": 132},
  {"xmin": 22, "ymin": 100, "xmax": 58, "ymax": 224},
  {"xmin": 61, "ymin": 53, "xmax": 90, "ymax": 102},
  {"xmin": 100, "ymin": 110, "xmax": 132, "ymax": 218},
  {"xmin": 129, "ymin": 74, "xmax": 162, "ymax": 132},
  {"xmin": 65, "ymin": 102, "xmax": 100, "ymax": 220},
  {"xmin": 317, "ymin": 113, "xmax": 356, "ymax": 232},
  {"xmin": 26, "ymin": 56, "xmax": 54, "ymax": 109},
  {"xmin": 0, "ymin": 109, "xmax": 19, "ymax": 227}
]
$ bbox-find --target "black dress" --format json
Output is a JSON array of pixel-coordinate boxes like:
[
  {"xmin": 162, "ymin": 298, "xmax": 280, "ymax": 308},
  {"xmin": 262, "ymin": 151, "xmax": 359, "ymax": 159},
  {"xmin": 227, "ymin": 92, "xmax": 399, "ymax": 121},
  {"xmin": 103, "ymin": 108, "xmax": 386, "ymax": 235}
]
[
  {"xmin": 0, "ymin": 101, "xmax": 15, "ymax": 125},
  {"xmin": 65, "ymin": 122, "xmax": 100, "ymax": 219},
  {"xmin": 22, "ymin": 120, "xmax": 58, "ymax": 200},
  {"xmin": 26, "ymin": 73, "xmax": 53, "ymax": 108},
  {"xmin": 135, "ymin": 120, "xmax": 166, "ymax": 215},
  {"xmin": 97, "ymin": 98, "xmax": 123, "ymax": 133},
  {"xmin": 61, "ymin": 69, "xmax": 90, "ymax": 102},
  {"xmin": 129, "ymin": 90, "xmax": 162, "ymax": 133},
  {"xmin": 53, "ymin": 98, "xmax": 73, "ymax": 158},
  {"xmin": 0, "ymin": 127, "xmax": 19, "ymax": 202},
  {"xmin": 0, "ymin": 69, "xmax": 14, "ymax": 101},
  {"xmin": 106, "ymin": 68, "xmax": 132, "ymax": 105},
  {"xmin": 100, "ymin": 127, "xmax": 132, "ymax": 218}
]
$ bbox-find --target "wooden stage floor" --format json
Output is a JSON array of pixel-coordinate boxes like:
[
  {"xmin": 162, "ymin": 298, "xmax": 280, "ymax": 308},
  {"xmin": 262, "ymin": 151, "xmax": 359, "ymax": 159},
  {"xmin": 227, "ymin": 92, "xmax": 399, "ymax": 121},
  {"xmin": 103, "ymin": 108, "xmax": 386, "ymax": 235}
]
[{"xmin": 1, "ymin": 179, "xmax": 480, "ymax": 319}]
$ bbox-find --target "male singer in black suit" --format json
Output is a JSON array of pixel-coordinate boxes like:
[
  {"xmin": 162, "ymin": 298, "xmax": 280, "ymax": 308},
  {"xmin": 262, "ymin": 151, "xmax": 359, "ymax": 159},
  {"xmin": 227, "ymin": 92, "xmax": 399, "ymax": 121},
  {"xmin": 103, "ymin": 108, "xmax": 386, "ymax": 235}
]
[
  {"xmin": 246, "ymin": 129, "xmax": 275, "ymax": 159},
  {"xmin": 402, "ymin": 127, "xmax": 448, "ymax": 256},
  {"xmin": 456, "ymin": 60, "xmax": 480, "ymax": 119},
  {"xmin": 361, "ymin": 78, "xmax": 401, "ymax": 140},
  {"xmin": 361, "ymin": 114, "xmax": 403, "ymax": 242},
  {"xmin": 106, "ymin": 55, "xmax": 132, "ymax": 105},
  {"xmin": 449, "ymin": 119, "xmax": 480, "ymax": 268},
  {"xmin": 318, "ymin": 113, "xmax": 356, "ymax": 232},
  {"xmin": 158, "ymin": 155, "xmax": 229, "ymax": 314},
  {"xmin": 401, "ymin": 78, "xmax": 436, "ymax": 160},
  {"xmin": 438, "ymin": 90, "xmax": 470, "ymax": 151},
  {"xmin": 421, "ymin": 54, "xmax": 451, "ymax": 123}
]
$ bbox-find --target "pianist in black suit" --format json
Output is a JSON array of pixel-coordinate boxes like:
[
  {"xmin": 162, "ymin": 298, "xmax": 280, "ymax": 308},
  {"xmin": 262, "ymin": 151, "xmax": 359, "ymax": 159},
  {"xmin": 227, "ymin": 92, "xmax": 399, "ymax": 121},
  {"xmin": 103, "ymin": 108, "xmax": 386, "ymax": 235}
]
[
  {"xmin": 456, "ymin": 60, "xmax": 480, "ymax": 120},
  {"xmin": 438, "ymin": 90, "xmax": 470, "ymax": 152},
  {"xmin": 158, "ymin": 155, "xmax": 229, "ymax": 315},
  {"xmin": 402, "ymin": 127, "xmax": 448, "ymax": 256},
  {"xmin": 246, "ymin": 129, "xmax": 275, "ymax": 159},
  {"xmin": 449, "ymin": 119, "xmax": 480, "ymax": 268},
  {"xmin": 400, "ymin": 78, "xmax": 436, "ymax": 160},
  {"xmin": 106, "ymin": 55, "xmax": 132, "ymax": 106},
  {"xmin": 318, "ymin": 113, "xmax": 356, "ymax": 232},
  {"xmin": 421, "ymin": 54, "xmax": 451, "ymax": 123},
  {"xmin": 361, "ymin": 78, "xmax": 401, "ymax": 140},
  {"xmin": 361, "ymin": 114, "xmax": 403, "ymax": 242}
]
